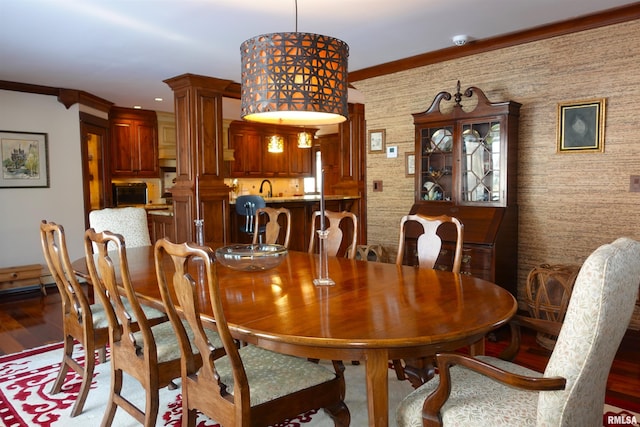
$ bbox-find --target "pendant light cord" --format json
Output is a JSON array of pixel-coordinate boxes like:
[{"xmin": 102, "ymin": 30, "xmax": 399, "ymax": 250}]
[{"xmin": 295, "ymin": 0, "xmax": 298, "ymax": 32}]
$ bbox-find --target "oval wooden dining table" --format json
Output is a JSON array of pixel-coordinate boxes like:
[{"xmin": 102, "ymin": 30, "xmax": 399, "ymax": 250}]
[{"xmin": 73, "ymin": 245, "xmax": 517, "ymax": 427}]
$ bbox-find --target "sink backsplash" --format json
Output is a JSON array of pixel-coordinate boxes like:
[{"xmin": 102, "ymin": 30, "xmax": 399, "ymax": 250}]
[{"xmin": 225, "ymin": 178, "xmax": 306, "ymax": 200}]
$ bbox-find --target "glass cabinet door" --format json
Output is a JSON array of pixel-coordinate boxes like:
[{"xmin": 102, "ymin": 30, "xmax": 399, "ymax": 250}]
[
  {"xmin": 460, "ymin": 120, "xmax": 502, "ymax": 204},
  {"xmin": 419, "ymin": 126, "xmax": 454, "ymax": 201}
]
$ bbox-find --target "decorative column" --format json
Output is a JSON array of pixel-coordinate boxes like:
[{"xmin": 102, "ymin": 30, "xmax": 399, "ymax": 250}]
[{"xmin": 164, "ymin": 73, "xmax": 238, "ymax": 244}]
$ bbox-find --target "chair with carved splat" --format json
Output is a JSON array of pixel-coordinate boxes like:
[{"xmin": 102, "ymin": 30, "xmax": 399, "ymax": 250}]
[
  {"xmin": 252, "ymin": 206, "xmax": 291, "ymax": 248},
  {"xmin": 154, "ymin": 238, "xmax": 351, "ymax": 427},
  {"xmin": 308, "ymin": 210, "xmax": 358, "ymax": 259}
]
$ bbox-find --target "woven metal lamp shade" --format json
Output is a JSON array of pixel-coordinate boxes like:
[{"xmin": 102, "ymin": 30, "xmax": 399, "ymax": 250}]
[{"xmin": 240, "ymin": 32, "xmax": 349, "ymax": 126}]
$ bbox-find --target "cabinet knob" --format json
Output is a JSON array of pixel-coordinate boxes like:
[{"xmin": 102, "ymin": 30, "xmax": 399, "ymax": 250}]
[{"xmin": 11, "ymin": 272, "xmax": 18, "ymax": 279}]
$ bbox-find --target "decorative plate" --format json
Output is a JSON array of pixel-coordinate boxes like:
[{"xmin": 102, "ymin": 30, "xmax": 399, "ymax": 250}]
[{"xmin": 432, "ymin": 129, "xmax": 453, "ymax": 151}]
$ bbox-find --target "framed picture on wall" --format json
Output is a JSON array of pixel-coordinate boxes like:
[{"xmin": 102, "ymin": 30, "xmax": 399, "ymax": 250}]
[
  {"xmin": 0, "ymin": 131, "xmax": 49, "ymax": 188},
  {"xmin": 405, "ymin": 152, "xmax": 415, "ymax": 176},
  {"xmin": 556, "ymin": 99, "xmax": 606, "ymax": 153},
  {"xmin": 368, "ymin": 129, "xmax": 385, "ymax": 154}
]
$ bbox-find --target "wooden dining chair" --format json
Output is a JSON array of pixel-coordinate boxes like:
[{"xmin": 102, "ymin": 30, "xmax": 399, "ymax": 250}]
[
  {"xmin": 393, "ymin": 214, "xmax": 464, "ymax": 383},
  {"xmin": 396, "ymin": 237, "xmax": 640, "ymax": 427},
  {"xmin": 39, "ymin": 220, "xmax": 110, "ymax": 417},
  {"xmin": 396, "ymin": 214, "xmax": 464, "ymax": 273},
  {"xmin": 83, "ymin": 229, "xmax": 222, "ymax": 427},
  {"xmin": 88, "ymin": 207, "xmax": 152, "ymax": 249},
  {"xmin": 154, "ymin": 238, "xmax": 351, "ymax": 427},
  {"xmin": 252, "ymin": 206, "xmax": 291, "ymax": 248},
  {"xmin": 308, "ymin": 210, "xmax": 358, "ymax": 259}
]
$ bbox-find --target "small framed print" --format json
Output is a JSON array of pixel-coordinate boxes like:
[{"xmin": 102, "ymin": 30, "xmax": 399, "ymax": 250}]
[
  {"xmin": 557, "ymin": 99, "xmax": 606, "ymax": 153},
  {"xmin": 405, "ymin": 152, "xmax": 415, "ymax": 177},
  {"xmin": 0, "ymin": 131, "xmax": 49, "ymax": 188},
  {"xmin": 368, "ymin": 129, "xmax": 385, "ymax": 154}
]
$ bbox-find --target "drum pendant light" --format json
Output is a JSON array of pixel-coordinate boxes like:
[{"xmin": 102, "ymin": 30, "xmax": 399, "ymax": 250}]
[{"xmin": 240, "ymin": 0, "xmax": 349, "ymax": 126}]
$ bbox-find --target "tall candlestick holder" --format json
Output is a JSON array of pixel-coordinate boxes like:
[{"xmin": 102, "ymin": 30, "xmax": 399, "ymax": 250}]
[
  {"xmin": 194, "ymin": 219, "xmax": 205, "ymax": 285},
  {"xmin": 194, "ymin": 219, "xmax": 205, "ymax": 246},
  {"xmin": 313, "ymin": 168, "xmax": 334, "ymax": 286},
  {"xmin": 313, "ymin": 229, "xmax": 335, "ymax": 286}
]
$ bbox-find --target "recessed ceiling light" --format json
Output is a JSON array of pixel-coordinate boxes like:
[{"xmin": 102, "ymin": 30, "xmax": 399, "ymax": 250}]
[
  {"xmin": 133, "ymin": 105, "xmax": 142, "ymax": 109},
  {"xmin": 154, "ymin": 97, "xmax": 163, "ymax": 102}
]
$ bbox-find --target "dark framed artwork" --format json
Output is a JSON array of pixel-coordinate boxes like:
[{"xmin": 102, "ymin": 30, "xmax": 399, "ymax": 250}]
[
  {"xmin": 556, "ymin": 99, "xmax": 605, "ymax": 153},
  {"xmin": 0, "ymin": 131, "xmax": 49, "ymax": 188}
]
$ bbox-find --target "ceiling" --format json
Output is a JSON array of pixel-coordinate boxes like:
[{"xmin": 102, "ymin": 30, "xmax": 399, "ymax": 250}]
[{"xmin": 1, "ymin": 0, "xmax": 636, "ymax": 113}]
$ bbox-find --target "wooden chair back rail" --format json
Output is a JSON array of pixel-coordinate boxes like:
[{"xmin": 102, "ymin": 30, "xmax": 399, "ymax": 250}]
[
  {"xmin": 396, "ymin": 214, "xmax": 464, "ymax": 273},
  {"xmin": 253, "ymin": 206, "xmax": 291, "ymax": 248},
  {"xmin": 308, "ymin": 210, "xmax": 358, "ymax": 259},
  {"xmin": 39, "ymin": 220, "xmax": 108, "ymax": 418}
]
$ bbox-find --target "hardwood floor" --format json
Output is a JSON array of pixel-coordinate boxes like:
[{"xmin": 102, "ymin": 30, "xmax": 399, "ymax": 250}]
[{"xmin": 1, "ymin": 285, "xmax": 639, "ymax": 412}]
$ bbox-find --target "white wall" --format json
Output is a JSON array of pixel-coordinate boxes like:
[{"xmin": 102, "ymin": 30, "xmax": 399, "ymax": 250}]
[{"xmin": 0, "ymin": 89, "xmax": 86, "ymax": 267}]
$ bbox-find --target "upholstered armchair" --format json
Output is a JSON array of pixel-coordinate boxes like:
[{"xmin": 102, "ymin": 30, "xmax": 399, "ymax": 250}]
[
  {"xmin": 396, "ymin": 237, "xmax": 640, "ymax": 427},
  {"xmin": 88, "ymin": 206, "xmax": 152, "ymax": 248}
]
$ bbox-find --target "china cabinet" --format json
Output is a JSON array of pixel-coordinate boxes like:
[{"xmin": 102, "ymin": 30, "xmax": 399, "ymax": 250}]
[{"xmin": 406, "ymin": 82, "xmax": 521, "ymax": 296}]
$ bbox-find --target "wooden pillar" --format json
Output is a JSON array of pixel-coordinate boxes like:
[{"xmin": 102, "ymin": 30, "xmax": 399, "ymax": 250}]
[
  {"xmin": 164, "ymin": 74, "xmax": 239, "ymax": 244},
  {"xmin": 333, "ymin": 102, "xmax": 367, "ymax": 244}
]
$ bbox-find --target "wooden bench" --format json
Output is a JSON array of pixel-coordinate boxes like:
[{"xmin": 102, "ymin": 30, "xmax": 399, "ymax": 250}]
[{"xmin": 0, "ymin": 264, "xmax": 46, "ymax": 295}]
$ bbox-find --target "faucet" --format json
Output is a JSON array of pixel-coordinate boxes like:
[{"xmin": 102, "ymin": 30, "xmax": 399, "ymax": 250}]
[{"xmin": 259, "ymin": 179, "xmax": 272, "ymax": 198}]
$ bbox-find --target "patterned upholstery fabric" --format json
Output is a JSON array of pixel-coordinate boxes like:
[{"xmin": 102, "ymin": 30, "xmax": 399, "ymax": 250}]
[
  {"xmin": 396, "ymin": 237, "xmax": 640, "ymax": 427},
  {"xmin": 133, "ymin": 319, "xmax": 223, "ymax": 364},
  {"xmin": 89, "ymin": 298, "xmax": 166, "ymax": 330},
  {"xmin": 89, "ymin": 207, "xmax": 152, "ymax": 248},
  {"xmin": 212, "ymin": 344, "xmax": 338, "ymax": 406}
]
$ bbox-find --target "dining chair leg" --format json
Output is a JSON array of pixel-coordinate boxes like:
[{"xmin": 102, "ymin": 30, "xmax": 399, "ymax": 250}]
[
  {"xmin": 50, "ymin": 335, "xmax": 73, "ymax": 395},
  {"xmin": 183, "ymin": 402, "xmax": 198, "ymax": 427},
  {"xmin": 70, "ymin": 339, "xmax": 97, "ymax": 417},
  {"xmin": 392, "ymin": 359, "xmax": 406, "ymax": 380},
  {"xmin": 101, "ymin": 368, "xmax": 121, "ymax": 427},
  {"xmin": 324, "ymin": 401, "xmax": 351, "ymax": 427},
  {"xmin": 97, "ymin": 346, "xmax": 107, "ymax": 363},
  {"xmin": 143, "ymin": 389, "xmax": 159, "ymax": 427}
]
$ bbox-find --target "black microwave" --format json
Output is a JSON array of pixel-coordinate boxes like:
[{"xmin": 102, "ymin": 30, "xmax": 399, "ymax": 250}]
[{"xmin": 112, "ymin": 182, "xmax": 148, "ymax": 206}]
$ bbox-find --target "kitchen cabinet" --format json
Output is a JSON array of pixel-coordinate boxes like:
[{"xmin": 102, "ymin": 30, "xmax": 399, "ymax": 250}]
[
  {"xmin": 228, "ymin": 128, "xmax": 262, "ymax": 177},
  {"xmin": 157, "ymin": 111, "xmax": 176, "ymax": 160},
  {"xmin": 405, "ymin": 82, "xmax": 521, "ymax": 296},
  {"xmin": 148, "ymin": 211, "xmax": 175, "ymax": 242},
  {"xmin": 228, "ymin": 121, "xmax": 313, "ymax": 178},
  {"xmin": 110, "ymin": 107, "xmax": 159, "ymax": 178}
]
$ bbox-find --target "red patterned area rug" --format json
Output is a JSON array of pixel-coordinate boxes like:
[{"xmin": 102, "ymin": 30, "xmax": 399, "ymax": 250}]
[
  {"xmin": 1, "ymin": 343, "xmax": 638, "ymax": 427},
  {"xmin": 0, "ymin": 343, "xmax": 414, "ymax": 427}
]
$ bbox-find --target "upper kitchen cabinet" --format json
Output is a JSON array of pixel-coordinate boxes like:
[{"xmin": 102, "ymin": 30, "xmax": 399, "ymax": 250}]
[
  {"xmin": 227, "ymin": 120, "xmax": 313, "ymax": 178},
  {"xmin": 228, "ymin": 122, "xmax": 263, "ymax": 177},
  {"xmin": 413, "ymin": 82, "xmax": 520, "ymax": 207},
  {"xmin": 110, "ymin": 107, "xmax": 159, "ymax": 178},
  {"xmin": 156, "ymin": 111, "xmax": 176, "ymax": 161}
]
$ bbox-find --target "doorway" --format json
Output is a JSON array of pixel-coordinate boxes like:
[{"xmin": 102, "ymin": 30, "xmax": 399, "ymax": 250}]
[{"xmin": 79, "ymin": 112, "xmax": 109, "ymax": 229}]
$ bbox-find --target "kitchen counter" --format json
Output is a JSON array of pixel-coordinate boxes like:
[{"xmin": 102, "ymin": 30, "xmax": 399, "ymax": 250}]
[
  {"xmin": 231, "ymin": 195, "xmax": 360, "ymax": 251},
  {"xmin": 147, "ymin": 207, "xmax": 173, "ymax": 216},
  {"xmin": 230, "ymin": 194, "xmax": 359, "ymax": 204}
]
